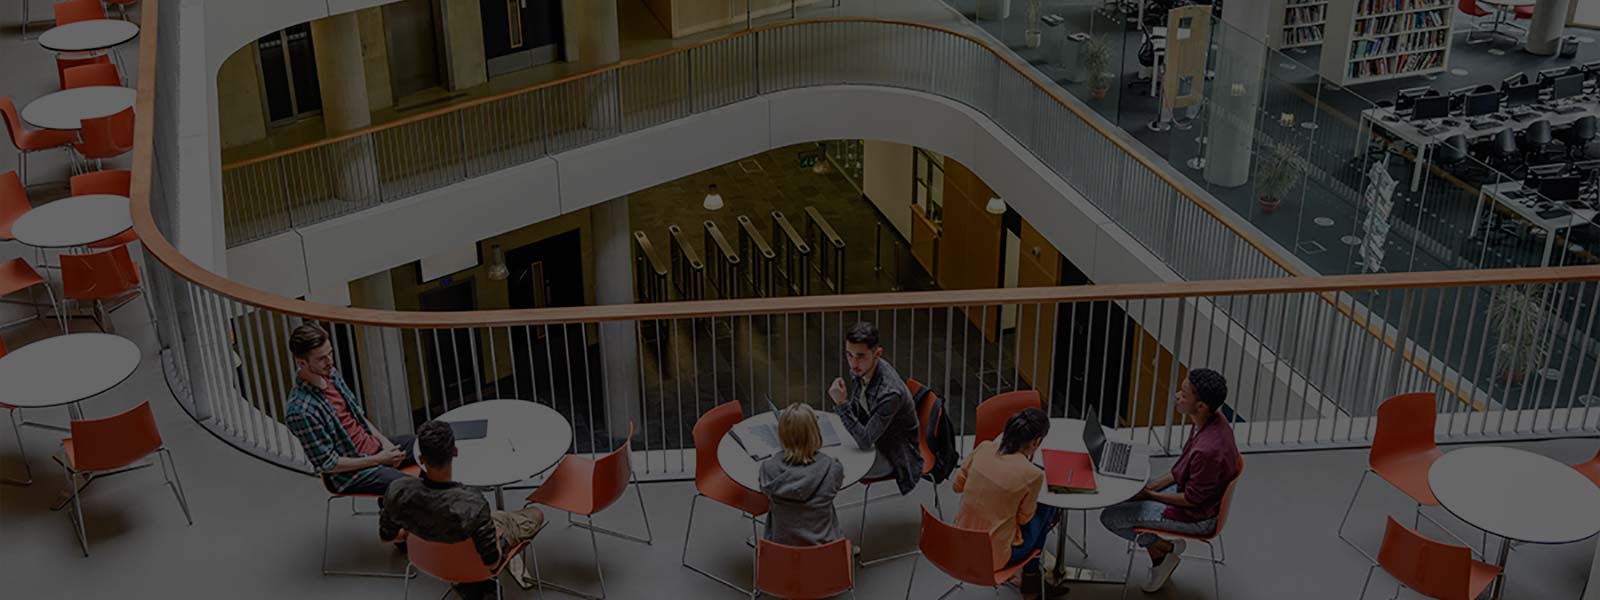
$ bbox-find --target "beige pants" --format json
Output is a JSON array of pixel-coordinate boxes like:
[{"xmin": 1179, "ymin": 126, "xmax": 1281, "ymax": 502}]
[{"xmin": 491, "ymin": 506, "xmax": 545, "ymax": 553}]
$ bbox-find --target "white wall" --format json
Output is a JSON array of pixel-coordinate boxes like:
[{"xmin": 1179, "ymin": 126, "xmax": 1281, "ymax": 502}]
[{"xmin": 862, "ymin": 140, "xmax": 915, "ymax": 241}]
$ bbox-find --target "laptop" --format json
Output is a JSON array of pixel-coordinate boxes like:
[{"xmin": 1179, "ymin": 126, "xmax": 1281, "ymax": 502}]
[
  {"xmin": 1082, "ymin": 407, "xmax": 1152, "ymax": 482},
  {"xmin": 448, "ymin": 419, "xmax": 489, "ymax": 441},
  {"xmin": 764, "ymin": 395, "xmax": 843, "ymax": 448}
]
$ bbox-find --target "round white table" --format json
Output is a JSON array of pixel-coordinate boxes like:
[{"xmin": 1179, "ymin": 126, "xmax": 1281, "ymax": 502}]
[
  {"xmin": 20, "ymin": 86, "xmax": 136, "ymax": 131},
  {"xmin": 39, "ymin": 19, "xmax": 139, "ymax": 53},
  {"xmin": 717, "ymin": 409, "xmax": 876, "ymax": 492},
  {"xmin": 1035, "ymin": 418, "xmax": 1149, "ymax": 585},
  {"xmin": 436, "ymin": 399, "xmax": 573, "ymax": 508},
  {"xmin": 12, "ymin": 194, "xmax": 131, "ymax": 249},
  {"xmin": 1430, "ymin": 446, "xmax": 1600, "ymax": 600},
  {"xmin": 0, "ymin": 333, "xmax": 140, "ymax": 419},
  {"xmin": 1478, "ymin": 0, "xmax": 1537, "ymax": 42}
]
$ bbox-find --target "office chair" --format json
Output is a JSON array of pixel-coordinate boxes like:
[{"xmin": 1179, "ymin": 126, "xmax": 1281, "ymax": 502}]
[
  {"xmin": 1522, "ymin": 120, "xmax": 1554, "ymax": 163},
  {"xmin": 1564, "ymin": 116, "xmax": 1597, "ymax": 158},
  {"xmin": 1489, "ymin": 129, "xmax": 1524, "ymax": 176},
  {"xmin": 1130, "ymin": 32, "xmax": 1164, "ymax": 95},
  {"xmin": 1436, "ymin": 135, "xmax": 1473, "ymax": 176}
]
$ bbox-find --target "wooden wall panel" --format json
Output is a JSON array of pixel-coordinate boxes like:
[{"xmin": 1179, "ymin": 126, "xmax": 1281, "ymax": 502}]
[{"xmin": 939, "ymin": 160, "xmax": 1002, "ymax": 341}]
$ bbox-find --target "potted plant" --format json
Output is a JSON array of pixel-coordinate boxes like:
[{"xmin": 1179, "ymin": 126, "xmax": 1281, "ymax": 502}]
[
  {"xmin": 1082, "ymin": 35, "xmax": 1113, "ymax": 100},
  {"xmin": 1488, "ymin": 285, "xmax": 1550, "ymax": 384},
  {"xmin": 1254, "ymin": 142, "xmax": 1301, "ymax": 214}
]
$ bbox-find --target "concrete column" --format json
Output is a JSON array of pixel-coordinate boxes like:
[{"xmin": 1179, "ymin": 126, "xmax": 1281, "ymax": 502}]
[
  {"xmin": 310, "ymin": 12, "xmax": 372, "ymax": 135},
  {"xmin": 592, "ymin": 197, "xmax": 642, "ymax": 438},
  {"xmin": 1527, "ymin": 0, "xmax": 1574, "ymax": 56},
  {"xmin": 352, "ymin": 270, "xmax": 414, "ymax": 434},
  {"xmin": 571, "ymin": 0, "xmax": 621, "ymax": 67},
  {"xmin": 1202, "ymin": 0, "xmax": 1271, "ymax": 188},
  {"xmin": 439, "ymin": 0, "xmax": 488, "ymax": 90}
]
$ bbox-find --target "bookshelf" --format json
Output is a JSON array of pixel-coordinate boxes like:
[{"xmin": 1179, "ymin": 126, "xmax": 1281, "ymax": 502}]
[
  {"xmin": 1319, "ymin": 0, "xmax": 1453, "ymax": 86},
  {"xmin": 1272, "ymin": 0, "xmax": 1328, "ymax": 50}
]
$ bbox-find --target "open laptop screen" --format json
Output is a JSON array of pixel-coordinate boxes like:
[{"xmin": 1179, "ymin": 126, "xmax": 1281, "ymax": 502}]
[{"xmin": 1082, "ymin": 407, "xmax": 1108, "ymax": 470}]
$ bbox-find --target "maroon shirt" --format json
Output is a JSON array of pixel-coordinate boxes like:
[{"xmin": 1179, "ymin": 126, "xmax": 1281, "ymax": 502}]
[{"xmin": 1163, "ymin": 413, "xmax": 1240, "ymax": 522}]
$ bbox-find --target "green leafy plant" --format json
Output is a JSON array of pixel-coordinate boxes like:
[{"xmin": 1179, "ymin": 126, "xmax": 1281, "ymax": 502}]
[
  {"xmin": 1488, "ymin": 285, "xmax": 1551, "ymax": 381},
  {"xmin": 1254, "ymin": 143, "xmax": 1301, "ymax": 210},
  {"xmin": 1081, "ymin": 35, "xmax": 1114, "ymax": 94}
]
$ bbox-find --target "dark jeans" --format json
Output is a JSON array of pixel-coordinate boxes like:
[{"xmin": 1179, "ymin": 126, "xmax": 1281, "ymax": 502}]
[
  {"xmin": 336, "ymin": 434, "xmax": 418, "ymax": 496},
  {"xmin": 1007, "ymin": 505, "xmax": 1060, "ymax": 574}
]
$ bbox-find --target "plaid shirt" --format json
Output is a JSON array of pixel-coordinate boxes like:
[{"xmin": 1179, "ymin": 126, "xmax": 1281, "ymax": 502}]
[{"xmin": 285, "ymin": 369, "xmax": 383, "ymax": 492}]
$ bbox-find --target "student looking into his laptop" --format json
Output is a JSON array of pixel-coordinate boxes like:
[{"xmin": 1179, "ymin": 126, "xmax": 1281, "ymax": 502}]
[{"xmin": 1099, "ymin": 368, "xmax": 1240, "ymax": 593}]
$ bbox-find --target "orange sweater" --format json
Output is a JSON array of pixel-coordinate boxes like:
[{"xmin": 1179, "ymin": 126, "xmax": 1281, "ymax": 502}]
[{"xmin": 952, "ymin": 440, "xmax": 1045, "ymax": 569}]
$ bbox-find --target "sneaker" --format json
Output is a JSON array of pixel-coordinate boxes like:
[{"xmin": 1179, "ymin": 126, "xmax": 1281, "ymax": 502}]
[
  {"xmin": 507, "ymin": 555, "xmax": 535, "ymax": 590},
  {"xmin": 1141, "ymin": 540, "xmax": 1185, "ymax": 593}
]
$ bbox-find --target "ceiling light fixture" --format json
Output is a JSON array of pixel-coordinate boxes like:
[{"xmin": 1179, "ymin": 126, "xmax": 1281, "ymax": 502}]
[
  {"xmin": 986, "ymin": 197, "xmax": 1007, "ymax": 215},
  {"xmin": 703, "ymin": 184, "xmax": 724, "ymax": 211},
  {"xmin": 486, "ymin": 244, "xmax": 510, "ymax": 281}
]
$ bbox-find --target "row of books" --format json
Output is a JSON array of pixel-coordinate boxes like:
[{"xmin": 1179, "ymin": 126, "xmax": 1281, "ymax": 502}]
[
  {"xmin": 1285, "ymin": 5, "xmax": 1325, "ymax": 25},
  {"xmin": 1354, "ymin": 0, "xmax": 1448, "ymax": 16},
  {"xmin": 1346, "ymin": 50, "xmax": 1444, "ymax": 78},
  {"xmin": 1354, "ymin": 11, "xmax": 1447, "ymax": 34},
  {"xmin": 1283, "ymin": 26, "xmax": 1325, "ymax": 45},
  {"xmin": 1347, "ymin": 30, "xmax": 1448, "ymax": 58}
]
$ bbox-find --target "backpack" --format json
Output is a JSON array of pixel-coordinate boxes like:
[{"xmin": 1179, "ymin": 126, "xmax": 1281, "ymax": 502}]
[{"xmin": 915, "ymin": 386, "xmax": 960, "ymax": 484}]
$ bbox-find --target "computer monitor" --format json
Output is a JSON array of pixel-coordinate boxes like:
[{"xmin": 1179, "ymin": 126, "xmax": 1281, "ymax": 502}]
[
  {"xmin": 1505, "ymin": 82, "xmax": 1543, "ymax": 107},
  {"xmin": 1464, "ymin": 90, "xmax": 1500, "ymax": 117},
  {"xmin": 1553, "ymin": 73, "xmax": 1586, "ymax": 101},
  {"xmin": 1539, "ymin": 175, "xmax": 1583, "ymax": 202},
  {"xmin": 1585, "ymin": 61, "xmax": 1600, "ymax": 81},
  {"xmin": 1394, "ymin": 86, "xmax": 1429, "ymax": 115},
  {"xmin": 1412, "ymin": 94, "xmax": 1450, "ymax": 120},
  {"xmin": 1539, "ymin": 67, "xmax": 1571, "ymax": 83},
  {"xmin": 1503, "ymin": 72, "xmax": 1528, "ymax": 89}
]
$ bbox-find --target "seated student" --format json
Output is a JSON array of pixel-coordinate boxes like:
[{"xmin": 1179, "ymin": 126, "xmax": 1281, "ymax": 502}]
[
  {"xmin": 828, "ymin": 321, "xmax": 922, "ymax": 495},
  {"xmin": 284, "ymin": 323, "xmax": 416, "ymax": 497},
  {"xmin": 952, "ymin": 408, "xmax": 1067, "ymax": 600},
  {"xmin": 759, "ymin": 403, "xmax": 846, "ymax": 546},
  {"xmin": 379, "ymin": 420, "xmax": 545, "ymax": 599},
  {"xmin": 1099, "ymin": 368, "xmax": 1240, "ymax": 593}
]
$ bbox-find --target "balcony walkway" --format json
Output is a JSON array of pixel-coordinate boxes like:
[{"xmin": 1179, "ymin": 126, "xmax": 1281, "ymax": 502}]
[{"xmin": 0, "ymin": 309, "xmax": 1594, "ymax": 599}]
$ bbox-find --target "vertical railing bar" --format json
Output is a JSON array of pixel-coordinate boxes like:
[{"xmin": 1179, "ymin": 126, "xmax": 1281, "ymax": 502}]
[
  {"xmin": 1130, "ymin": 299, "xmax": 1151, "ymax": 446},
  {"xmin": 1063, "ymin": 302, "xmax": 1077, "ymax": 420},
  {"xmin": 560, "ymin": 324, "xmax": 579, "ymax": 455},
  {"xmin": 466, "ymin": 327, "xmax": 484, "ymax": 405},
  {"xmin": 486, "ymin": 327, "xmax": 500, "ymax": 399},
  {"xmin": 411, "ymin": 331, "xmax": 431, "ymax": 421},
  {"xmin": 1542, "ymin": 282, "xmax": 1583, "ymax": 434},
  {"xmin": 673, "ymin": 319, "xmax": 685, "ymax": 470},
  {"xmin": 1576, "ymin": 282, "xmax": 1600, "ymax": 431},
  {"xmin": 507, "ymin": 326, "xmax": 520, "ymax": 401}
]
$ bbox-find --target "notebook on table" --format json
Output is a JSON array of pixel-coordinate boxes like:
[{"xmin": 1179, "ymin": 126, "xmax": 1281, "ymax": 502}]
[
  {"xmin": 765, "ymin": 396, "xmax": 843, "ymax": 448},
  {"xmin": 1042, "ymin": 449, "xmax": 1097, "ymax": 494},
  {"xmin": 449, "ymin": 419, "xmax": 489, "ymax": 441}
]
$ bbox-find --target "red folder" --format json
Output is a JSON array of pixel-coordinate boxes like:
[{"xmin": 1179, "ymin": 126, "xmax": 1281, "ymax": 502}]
[{"xmin": 1043, "ymin": 449, "xmax": 1097, "ymax": 493}]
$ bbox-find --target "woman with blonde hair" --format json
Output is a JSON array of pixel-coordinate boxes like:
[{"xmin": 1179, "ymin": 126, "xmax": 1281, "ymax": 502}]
[{"xmin": 758, "ymin": 402, "xmax": 846, "ymax": 545}]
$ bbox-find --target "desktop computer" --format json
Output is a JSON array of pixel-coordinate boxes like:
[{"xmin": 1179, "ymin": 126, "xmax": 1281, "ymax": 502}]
[
  {"xmin": 1464, "ymin": 90, "xmax": 1500, "ymax": 118},
  {"xmin": 1539, "ymin": 175, "xmax": 1584, "ymax": 203},
  {"xmin": 1553, "ymin": 73, "xmax": 1586, "ymax": 101},
  {"xmin": 1412, "ymin": 94, "xmax": 1450, "ymax": 121},
  {"xmin": 1394, "ymin": 86, "xmax": 1429, "ymax": 116},
  {"xmin": 1505, "ymin": 82, "xmax": 1543, "ymax": 108}
]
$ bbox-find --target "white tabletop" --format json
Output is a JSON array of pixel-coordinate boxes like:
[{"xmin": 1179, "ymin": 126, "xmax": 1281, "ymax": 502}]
[
  {"xmin": 1430, "ymin": 446, "xmax": 1600, "ymax": 545},
  {"xmin": 1479, "ymin": 0, "xmax": 1536, "ymax": 6},
  {"xmin": 718, "ymin": 410, "xmax": 877, "ymax": 492},
  {"xmin": 1033, "ymin": 418, "xmax": 1149, "ymax": 510},
  {"xmin": 1479, "ymin": 181, "xmax": 1598, "ymax": 233},
  {"xmin": 435, "ymin": 399, "xmax": 572, "ymax": 489},
  {"xmin": 39, "ymin": 19, "xmax": 139, "ymax": 53},
  {"xmin": 0, "ymin": 333, "xmax": 140, "ymax": 409},
  {"xmin": 13, "ymin": 194, "xmax": 131, "ymax": 249},
  {"xmin": 21, "ymin": 86, "xmax": 136, "ymax": 131}
]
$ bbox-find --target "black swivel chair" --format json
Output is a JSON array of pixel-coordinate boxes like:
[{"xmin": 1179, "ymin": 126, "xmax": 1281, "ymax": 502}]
[
  {"xmin": 1522, "ymin": 119, "xmax": 1554, "ymax": 162},
  {"xmin": 1437, "ymin": 135, "xmax": 1471, "ymax": 173},
  {"xmin": 1563, "ymin": 116, "xmax": 1597, "ymax": 158},
  {"xmin": 1489, "ymin": 129, "xmax": 1524, "ymax": 176},
  {"xmin": 1129, "ymin": 32, "xmax": 1164, "ymax": 94}
]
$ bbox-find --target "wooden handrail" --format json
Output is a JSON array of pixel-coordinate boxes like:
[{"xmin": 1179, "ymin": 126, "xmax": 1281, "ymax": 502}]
[{"xmin": 134, "ymin": 4, "xmax": 1600, "ymax": 331}]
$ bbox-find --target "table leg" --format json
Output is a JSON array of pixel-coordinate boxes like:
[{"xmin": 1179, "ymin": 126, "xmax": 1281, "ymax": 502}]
[
  {"xmin": 1542, "ymin": 228, "xmax": 1558, "ymax": 267},
  {"xmin": 494, "ymin": 485, "xmax": 506, "ymax": 511},
  {"xmin": 1410, "ymin": 142, "xmax": 1429, "ymax": 192},
  {"xmin": 1490, "ymin": 537, "xmax": 1512, "ymax": 600},
  {"xmin": 1469, "ymin": 189, "xmax": 1487, "ymax": 240},
  {"xmin": 1354, "ymin": 114, "xmax": 1369, "ymax": 158},
  {"xmin": 1045, "ymin": 511, "xmax": 1125, "ymax": 586}
]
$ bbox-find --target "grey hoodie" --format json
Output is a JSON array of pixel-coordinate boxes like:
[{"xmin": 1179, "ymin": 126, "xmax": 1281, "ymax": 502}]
[{"xmin": 758, "ymin": 452, "xmax": 846, "ymax": 547}]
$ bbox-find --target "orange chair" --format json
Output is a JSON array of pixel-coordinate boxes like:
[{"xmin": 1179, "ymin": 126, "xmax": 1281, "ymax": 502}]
[
  {"xmin": 0, "ymin": 257, "xmax": 58, "ymax": 331},
  {"xmin": 54, "ymin": 0, "xmax": 107, "ymax": 25},
  {"xmin": 756, "ymin": 538, "xmax": 856, "ymax": 600},
  {"xmin": 974, "ymin": 390, "xmax": 1041, "ymax": 446},
  {"xmin": 1513, "ymin": 4, "xmax": 1533, "ymax": 19},
  {"xmin": 63, "ymin": 63, "xmax": 121, "ymax": 89},
  {"xmin": 1357, "ymin": 517, "xmax": 1501, "ymax": 600},
  {"xmin": 69, "ymin": 169, "xmax": 138, "ymax": 249},
  {"xmin": 1, "ymin": 337, "xmax": 33, "ymax": 486},
  {"xmin": 0, "ymin": 171, "xmax": 31, "ymax": 242},
  {"xmin": 105, "ymin": 0, "xmax": 140, "ymax": 20},
  {"xmin": 1121, "ymin": 455, "xmax": 1245, "ymax": 600},
  {"xmin": 682, "ymin": 401, "xmax": 769, "ymax": 594},
  {"xmin": 1337, "ymin": 393, "xmax": 1484, "ymax": 562},
  {"xmin": 1572, "ymin": 448, "xmax": 1600, "ymax": 488},
  {"xmin": 73, "ymin": 107, "xmax": 135, "ymax": 169},
  {"xmin": 403, "ymin": 536, "xmax": 536, "ymax": 600},
  {"xmin": 524, "ymin": 423, "xmax": 652, "ymax": 600},
  {"xmin": 1458, "ymin": 0, "xmax": 1493, "ymax": 43},
  {"xmin": 61, "ymin": 244, "xmax": 145, "ymax": 333},
  {"xmin": 2, "ymin": 96, "xmax": 78, "ymax": 187},
  {"xmin": 58, "ymin": 401, "xmax": 192, "ymax": 555},
  {"xmin": 903, "ymin": 506, "xmax": 1038, "ymax": 600},
  {"xmin": 854, "ymin": 378, "xmax": 943, "ymax": 566},
  {"xmin": 319, "ymin": 465, "xmax": 422, "ymax": 578},
  {"xmin": 55, "ymin": 55, "xmax": 111, "ymax": 91}
]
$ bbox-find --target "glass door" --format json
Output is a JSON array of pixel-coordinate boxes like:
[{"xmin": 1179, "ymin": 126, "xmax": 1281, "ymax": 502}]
[
  {"xmin": 481, "ymin": 0, "xmax": 565, "ymax": 77},
  {"xmin": 255, "ymin": 24, "xmax": 322, "ymax": 125}
]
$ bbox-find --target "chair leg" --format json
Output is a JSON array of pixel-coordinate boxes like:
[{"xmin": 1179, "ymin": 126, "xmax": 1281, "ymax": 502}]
[
  {"xmin": 1356, "ymin": 564, "xmax": 1377, "ymax": 600},
  {"xmin": 2, "ymin": 409, "xmax": 32, "ymax": 486},
  {"xmin": 402, "ymin": 564, "xmax": 413, "ymax": 600},
  {"xmin": 1207, "ymin": 541, "xmax": 1221, "ymax": 600},
  {"xmin": 1336, "ymin": 469, "xmax": 1377, "ymax": 563},
  {"xmin": 903, "ymin": 555, "xmax": 919, "ymax": 600},
  {"xmin": 680, "ymin": 496, "xmax": 758, "ymax": 595},
  {"xmin": 589, "ymin": 519, "xmax": 607, "ymax": 600},
  {"xmin": 568, "ymin": 472, "xmax": 652, "ymax": 545},
  {"xmin": 159, "ymin": 449, "xmax": 193, "ymax": 525},
  {"xmin": 64, "ymin": 463, "xmax": 89, "ymax": 556},
  {"xmin": 1121, "ymin": 538, "xmax": 1139, "ymax": 600},
  {"xmin": 322, "ymin": 495, "xmax": 409, "ymax": 578}
]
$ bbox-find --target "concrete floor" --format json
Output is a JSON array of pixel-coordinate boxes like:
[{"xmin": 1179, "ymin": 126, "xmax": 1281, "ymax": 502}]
[{"xmin": 3, "ymin": 303, "xmax": 1597, "ymax": 599}]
